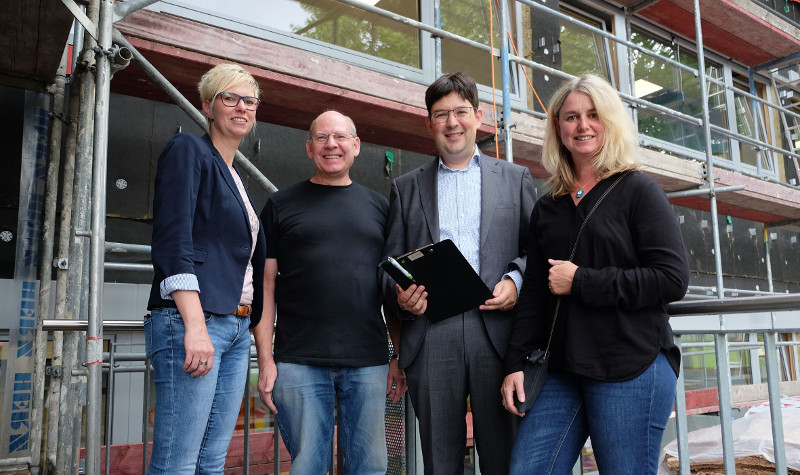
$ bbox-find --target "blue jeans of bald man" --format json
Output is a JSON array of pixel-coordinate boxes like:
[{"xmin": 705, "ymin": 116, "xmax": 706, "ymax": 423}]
[
  {"xmin": 144, "ymin": 307, "xmax": 251, "ymax": 475},
  {"xmin": 274, "ymin": 362, "xmax": 389, "ymax": 475}
]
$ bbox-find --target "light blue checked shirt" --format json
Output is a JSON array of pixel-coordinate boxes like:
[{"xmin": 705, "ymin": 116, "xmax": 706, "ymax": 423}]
[{"xmin": 437, "ymin": 145, "xmax": 523, "ymax": 295}]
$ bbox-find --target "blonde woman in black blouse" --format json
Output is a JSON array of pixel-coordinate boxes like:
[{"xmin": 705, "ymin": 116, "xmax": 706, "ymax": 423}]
[{"xmin": 501, "ymin": 73, "xmax": 690, "ymax": 475}]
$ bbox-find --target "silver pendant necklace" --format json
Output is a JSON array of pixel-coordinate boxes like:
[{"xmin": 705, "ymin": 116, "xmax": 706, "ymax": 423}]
[{"xmin": 575, "ymin": 176, "xmax": 596, "ymax": 198}]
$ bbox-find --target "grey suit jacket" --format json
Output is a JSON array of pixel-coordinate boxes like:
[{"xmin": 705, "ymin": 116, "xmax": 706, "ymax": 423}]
[{"xmin": 384, "ymin": 153, "xmax": 536, "ymax": 369}]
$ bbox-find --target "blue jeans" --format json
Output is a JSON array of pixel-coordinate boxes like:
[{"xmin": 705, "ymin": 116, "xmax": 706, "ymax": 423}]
[
  {"xmin": 510, "ymin": 352, "xmax": 676, "ymax": 475},
  {"xmin": 274, "ymin": 362, "xmax": 389, "ymax": 475},
  {"xmin": 144, "ymin": 307, "xmax": 251, "ymax": 475}
]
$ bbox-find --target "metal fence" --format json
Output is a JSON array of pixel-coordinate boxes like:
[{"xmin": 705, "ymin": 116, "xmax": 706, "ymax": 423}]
[
  {"xmin": 37, "ymin": 290, "xmax": 800, "ymax": 475},
  {"xmin": 38, "ymin": 318, "xmax": 407, "ymax": 475},
  {"xmin": 667, "ymin": 293, "xmax": 800, "ymax": 475}
]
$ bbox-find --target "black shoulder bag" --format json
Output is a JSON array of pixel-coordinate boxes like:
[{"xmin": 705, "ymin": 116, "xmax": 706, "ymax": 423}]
[{"xmin": 514, "ymin": 170, "xmax": 631, "ymax": 413}]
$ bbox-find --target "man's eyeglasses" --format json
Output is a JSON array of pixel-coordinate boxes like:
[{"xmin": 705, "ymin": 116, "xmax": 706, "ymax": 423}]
[
  {"xmin": 310, "ymin": 132, "xmax": 355, "ymax": 144},
  {"xmin": 430, "ymin": 106, "xmax": 476, "ymax": 124},
  {"xmin": 217, "ymin": 92, "xmax": 261, "ymax": 111}
]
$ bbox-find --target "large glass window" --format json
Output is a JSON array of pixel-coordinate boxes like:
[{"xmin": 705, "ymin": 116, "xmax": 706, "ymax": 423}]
[
  {"xmin": 520, "ymin": 4, "xmax": 612, "ymax": 114},
  {"xmin": 192, "ymin": 0, "xmax": 422, "ymax": 68},
  {"xmin": 558, "ymin": 8, "xmax": 610, "ymax": 80},
  {"xmin": 440, "ymin": 0, "xmax": 516, "ymax": 91},
  {"xmin": 771, "ymin": 63, "xmax": 800, "ymax": 183},
  {"xmin": 631, "ymin": 29, "xmax": 729, "ymax": 158},
  {"xmin": 732, "ymin": 75, "xmax": 773, "ymax": 170}
]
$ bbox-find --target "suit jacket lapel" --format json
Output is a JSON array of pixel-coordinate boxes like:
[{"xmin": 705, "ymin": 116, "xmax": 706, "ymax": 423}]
[
  {"xmin": 417, "ymin": 157, "xmax": 440, "ymax": 243},
  {"xmin": 480, "ymin": 154, "xmax": 501, "ymax": 249}
]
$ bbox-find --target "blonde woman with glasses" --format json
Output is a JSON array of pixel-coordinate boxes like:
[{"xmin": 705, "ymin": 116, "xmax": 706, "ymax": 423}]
[{"xmin": 145, "ymin": 63, "xmax": 266, "ymax": 474}]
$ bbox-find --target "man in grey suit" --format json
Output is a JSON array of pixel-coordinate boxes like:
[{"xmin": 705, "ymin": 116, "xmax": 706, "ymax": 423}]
[{"xmin": 384, "ymin": 72, "xmax": 535, "ymax": 474}]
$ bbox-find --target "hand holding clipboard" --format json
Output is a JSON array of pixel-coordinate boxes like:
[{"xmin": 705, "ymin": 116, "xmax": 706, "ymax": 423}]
[{"xmin": 380, "ymin": 239, "xmax": 493, "ymax": 322}]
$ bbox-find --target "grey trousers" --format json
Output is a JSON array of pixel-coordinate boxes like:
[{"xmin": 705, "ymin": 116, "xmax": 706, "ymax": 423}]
[{"xmin": 405, "ymin": 309, "xmax": 516, "ymax": 475}]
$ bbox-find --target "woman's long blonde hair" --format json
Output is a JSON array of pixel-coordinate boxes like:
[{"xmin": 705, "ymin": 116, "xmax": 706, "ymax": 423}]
[{"xmin": 542, "ymin": 73, "xmax": 639, "ymax": 197}]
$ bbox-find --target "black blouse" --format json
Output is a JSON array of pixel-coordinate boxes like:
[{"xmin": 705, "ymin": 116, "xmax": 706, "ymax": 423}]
[{"xmin": 505, "ymin": 170, "xmax": 690, "ymax": 381}]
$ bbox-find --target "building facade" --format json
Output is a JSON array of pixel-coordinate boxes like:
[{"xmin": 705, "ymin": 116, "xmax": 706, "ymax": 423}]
[{"xmin": 1, "ymin": 0, "xmax": 800, "ymax": 473}]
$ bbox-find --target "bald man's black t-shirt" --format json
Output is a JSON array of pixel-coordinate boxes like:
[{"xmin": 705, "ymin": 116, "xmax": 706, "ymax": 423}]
[{"xmin": 261, "ymin": 180, "xmax": 389, "ymax": 367}]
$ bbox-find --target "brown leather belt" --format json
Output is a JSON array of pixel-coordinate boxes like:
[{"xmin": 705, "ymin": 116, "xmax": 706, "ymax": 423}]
[{"xmin": 232, "ymin": 304, "xmax": 252, "ymax": 317}]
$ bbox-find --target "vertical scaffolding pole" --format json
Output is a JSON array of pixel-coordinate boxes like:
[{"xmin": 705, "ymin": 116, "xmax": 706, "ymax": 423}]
[
  {"xmin": 499, "ymin": 0, "xmax": 513, "ymax": 163},
  {"xmin": 691, "ymin": 1, "xmax": 735, "ymax": 473},
  {"xmin": 57, "ymin": 0, "xmax": 99, "ymax": 471},
  {"xmin": 243, "ymin": 363, "xmax": 251, "ymax": 475},
  {"xmin": 47, "ymin": 50, "xmax": 83, "ymax": 475},
  {"xmin": 762, "ymin": 330, "xmax": 788, "ymax": 473},
  {"xmin": 30, "ymin": 44, "xmax": 69, "ymax": 475},
  {"xmin": 104, "ymin": 342, "xmax": 116, "ymax": 475},
  {"xmin": 142, "ymin": 358, "xmax": 151, "ymax": 473},
  {"xmin": 624, "ymin": 10, "xmax": 638, "ymax": 129},
  {"xmin": 763, "ymin": 228, "xmax": 775, "ymax": 293},
  {"xmin": 672, "ymin": 336, "xmax": 691, "ymax": 475},
  {"xmin": 85, "ymin": 0, "xmax": 114, "ymax": 472},
  {"xmin": 434, "ymin": 0, "xmax": 442, "ymax": 77}
]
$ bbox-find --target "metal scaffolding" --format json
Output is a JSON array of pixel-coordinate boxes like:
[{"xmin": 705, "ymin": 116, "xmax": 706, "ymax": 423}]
[
  {"xmin": 28, "ymin": 0, "xmax": 279, "ymax": 473},
  {"xmin": 10, "ymin": 0, "xmax": 800, "ymax": 474}
]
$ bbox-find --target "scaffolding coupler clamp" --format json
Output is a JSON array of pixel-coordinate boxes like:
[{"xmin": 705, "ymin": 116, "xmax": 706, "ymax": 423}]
[
  {"xmin": 92, "ymin": 45, "xmax": 114, "ymax": 58},
  {"xmin": 45, "ymin": 365, "xmax": 62, "ymax": 377}
]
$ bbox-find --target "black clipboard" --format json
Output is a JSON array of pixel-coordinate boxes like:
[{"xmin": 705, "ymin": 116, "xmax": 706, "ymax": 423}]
[{"xmin": 380, "ymin": 239, "xmax": 493, "ymax": 322}]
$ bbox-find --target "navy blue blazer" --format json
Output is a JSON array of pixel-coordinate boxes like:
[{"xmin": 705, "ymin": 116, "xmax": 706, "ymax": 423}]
[{"xmin": 147, "ymin": 133, "xmax": 266, "ymax": 328}]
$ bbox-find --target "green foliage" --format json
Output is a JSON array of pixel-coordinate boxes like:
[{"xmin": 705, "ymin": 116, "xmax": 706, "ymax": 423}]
[{"xmin": 292, "ymin": 1, "xmax": 421, "ymax": 67}]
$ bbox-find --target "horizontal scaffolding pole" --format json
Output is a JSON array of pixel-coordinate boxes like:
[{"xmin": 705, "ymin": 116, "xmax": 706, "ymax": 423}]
[
  {"xmin": 111, "ymin": 29, "xmax": 278, "ymax": 194},
  {"xmin": 668, "ymin": 293, "xmax": 800, "ymax": 316},
  {"xmin": 666, "ymin": 185, "xmax": 745, "ymax": 199},
  {"xmin": 105, "ymin": 241, "xmax": 151, "ymax": 254},
  {"xmin": 104, "ymin": 262, "xmax": 152, "ymax": 272},
  {"xmin": 43, "ymin": 320, "xmax": 144, "ymax": 332},
  {"xmin": 39, "ymin": 293, "xmax": 800, "ymax": 332}
]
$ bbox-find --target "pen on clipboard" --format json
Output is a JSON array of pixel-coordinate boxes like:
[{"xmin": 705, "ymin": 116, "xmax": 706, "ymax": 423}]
[{"xmin": 388, "ymin": 257, "xmax": 414, "ymax": 282}]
